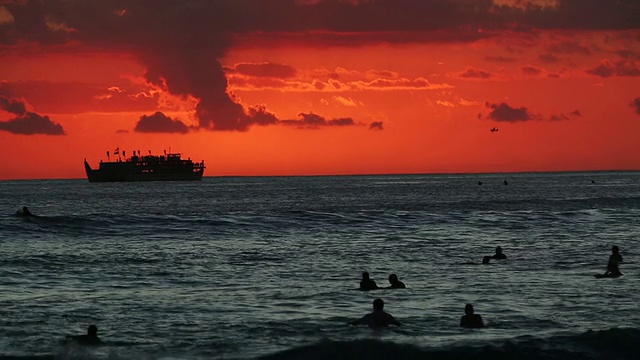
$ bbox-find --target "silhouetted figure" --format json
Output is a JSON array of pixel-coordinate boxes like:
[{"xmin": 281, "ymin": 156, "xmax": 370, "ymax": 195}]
[
  {"xmin": 360, "ymin": 272, "xmax": 379, "ymax": 291},
  {"xmin": 387, "ymin": 274, "xmax": 406, "ymax": 289},
  {"xmin": 16, "ymin": 206, "xmax": 34, "ymax": 217},
  {"xmin": 67, "ymin": 325, "xmax": 102, "ymax": 346},
  {"xmin": 591, "ymin": 180, "xmax": 596, "ymax": 184},
  {"xmin": 350, "ymin": 298, "xmax": 401, "ymax": 328},
  {"xmin": 482, "ymin": 256, "xmax": 492, "ymax": 264},
  {"xmin": 503, "ymin": 180, "xmax": 508, "ymax": 185},
  {"xmin": 478, "ymin": 181, "xmax": 483, "ymax": 185},
  {"xmin": 604, "ymin": 245, "xmax": 623, "ymax": 277},
  {"xmin": 492, "ymin": 246, "xmax": 507, "ymax": 260},
  {"xmin": 460, "ymin": 304, "xmax": 484, "ymax": 328}
]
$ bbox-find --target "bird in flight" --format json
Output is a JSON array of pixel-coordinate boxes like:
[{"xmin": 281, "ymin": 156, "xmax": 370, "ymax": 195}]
[{"xmin": 490, "ymin": 127, "xmax": 499, "ymax": 132}]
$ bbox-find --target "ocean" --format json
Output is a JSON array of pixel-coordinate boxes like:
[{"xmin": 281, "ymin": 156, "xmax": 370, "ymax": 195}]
[{"xmin": 1, "ymin": 172, "xmax": 639, "ymax": 360}]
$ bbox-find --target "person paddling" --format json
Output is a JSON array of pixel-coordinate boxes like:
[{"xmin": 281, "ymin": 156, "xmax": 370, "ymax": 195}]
[{"xmin": 66, "ymin": 325, "xmax": 103, "ymax": 346}]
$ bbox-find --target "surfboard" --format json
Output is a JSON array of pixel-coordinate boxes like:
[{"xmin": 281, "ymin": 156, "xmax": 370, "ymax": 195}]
[{"xmin": 594, "ymin": 274, "xmax": 622, "ymax": 279}]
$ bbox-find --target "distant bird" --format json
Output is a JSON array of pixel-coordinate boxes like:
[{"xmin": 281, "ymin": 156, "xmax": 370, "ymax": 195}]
[{"xmin": 490, "ymin": 127, "xmax": 499, "ymax": 132}]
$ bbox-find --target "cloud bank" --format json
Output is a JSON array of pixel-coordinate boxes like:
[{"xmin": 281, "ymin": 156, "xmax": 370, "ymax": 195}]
[
  {"xmin": 479, "ymin": 101, "xmax": 581, "ymax": 122},
  {"xmin": 0, "ymin": 95, "xmax": 64, "ymax": 135},
  {"xmin": 134, "ymin": 112, "xmax": 190, "ymax": 134},
  {"xmin": 1, "ymin": 0, "xmax": 638, "ymax": 132}
]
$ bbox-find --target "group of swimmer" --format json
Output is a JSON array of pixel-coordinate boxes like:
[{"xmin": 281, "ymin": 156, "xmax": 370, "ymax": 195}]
[
  {"xmin": 351, "ymin": 245, "xmax": 623, "ymax": 329},
  {"xmin": 360, "ymin": 272, "xmax": 406, "ymax": 290},
  {"xmin": 350, "ymin": 297, "xmax": 485, "ymax": 329},
  {"xmin": 14, "ymin": 204, "xmax": 624, "ymax": 342},
  {"xmin": 355, "ymin": 268, "xmax": 488, "ymax": 329}
]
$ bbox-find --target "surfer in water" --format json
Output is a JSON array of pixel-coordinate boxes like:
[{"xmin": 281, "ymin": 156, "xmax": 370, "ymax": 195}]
[
  {"xmin": 66, "ymin": 325, "xmax": 102, "ymax": 346},
  {"xmin": 16, "ymin": 206, "xmax": 33, "ymax": 217},
  {"xmin": 603, "ymin": 245, "xmax": 623, "ymax": 277},
  {"xmin": 359, "ymin": 272, "xmax": 379, "ymax": 291},
  {"xmin": 460, "ymin": 304, "xmax": 484, "ymax": 328},
  {"xmin": 350, "ymin": 298, "xmax": 401, "ymax": 328},
  {"xmin": 492, "ymin": 246, "xmax": 507, "ymax": 260},
  {"xmin": 387, "ymin": 274, "xmax": 406, "ymax": 289}
]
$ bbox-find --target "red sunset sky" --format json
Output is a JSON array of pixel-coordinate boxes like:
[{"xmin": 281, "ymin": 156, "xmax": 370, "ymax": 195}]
[{"xmin": 0, "ymin": 0, "xmax": 639, "ymax": 180}]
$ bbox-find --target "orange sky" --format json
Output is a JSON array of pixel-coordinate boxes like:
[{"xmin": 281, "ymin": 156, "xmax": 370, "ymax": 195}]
[{"xmin": 0, "ymin": 0, "xmax": 639, "ymax": 180}]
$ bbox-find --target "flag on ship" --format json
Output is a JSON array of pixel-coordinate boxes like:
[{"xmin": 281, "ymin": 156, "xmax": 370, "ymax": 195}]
[{"xmin": 114, "ymin": 147, "xmax": 119, "ymax": 155}]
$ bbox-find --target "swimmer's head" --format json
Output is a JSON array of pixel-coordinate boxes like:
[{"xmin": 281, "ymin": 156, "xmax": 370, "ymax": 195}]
[
  {"xmin": 88, "ymin": 325, "xmax": 98, "ymax": 336},
  {"xmin": 495, "ymin": 246, "xmax": 502, "ymax": 254},
  {"xmin": 612, "ymin": 245, "xmax": 619, "ymax": 253},
  {"xmin": 465, "ymin": 304, "xmax": 474, "ymax": 315},
  {"xmin": 373, "ymin": 298, "xmax": 384, "ymax": 311},
  {"xmin": 482, "ymin": 256, "xmax": 491, "ymax": 264},
  {"xmin": 362, "ymin": 272, "xmax": 370, "ymax": 280},
  {"xmin": 388, "ymin": 274, "xmax": 398, "ymax": 283}
]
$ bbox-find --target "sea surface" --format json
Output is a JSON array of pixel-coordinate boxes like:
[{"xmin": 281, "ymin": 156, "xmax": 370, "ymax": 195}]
[{"xmin": 1, "ymin": 172, "xmax": 639, "ymax": 360}]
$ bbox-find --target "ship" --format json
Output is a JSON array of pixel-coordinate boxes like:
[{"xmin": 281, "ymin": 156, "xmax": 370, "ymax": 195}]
[{"xmin": 84, "ymin": 150, "xmax": 205, "ymax": 182}]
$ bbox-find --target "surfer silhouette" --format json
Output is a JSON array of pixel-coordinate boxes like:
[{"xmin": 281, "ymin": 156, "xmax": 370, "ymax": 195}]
[
  {"xmin": 492, "ymin": 246, "xmax": 507, "ymax": 259},
  {"xmin": 603, "ymin": 245, "xmax": 623, "ymax": 277},
  {"xmin": 387, "ymin": 274, "xmax": 406, "ymax": 289},
  {"xmin": 359, "ymin": 272, "xmax": 379, "ymax": 291},
  {"xmin": 350, "ymin": 298, "xmax": 401, "ymax": 328},
  {"xmin": 460, "ymin": 304, "xmax": 484, "ymax": 328},
  {"xmin": 16, "ymin": 206, "xmax": 33, "ymax": 217},
  {"xmin": 66, "ymin": 325, "xmax": 102, "ymax": 346}
]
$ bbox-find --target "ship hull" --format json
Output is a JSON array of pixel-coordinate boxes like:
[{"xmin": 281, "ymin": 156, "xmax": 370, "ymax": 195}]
[{"xmin": 84, "ymin": 159, "xmax": 204, "ymax": 182}]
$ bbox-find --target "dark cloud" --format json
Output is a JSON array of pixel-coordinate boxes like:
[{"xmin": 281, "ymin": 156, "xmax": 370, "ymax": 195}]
[
  {"xmin": 549, "ymin": 110, "xmax": 582, "ymax": 121},
  {"xmin": 0, "ymin": 112, "xmax": 65, "ymax": 135},
  {"xmin": 539, "ymin": 53, "xmax": 560, "ymax": 63},
  {"xmin": 546, "ymin": 41, "xmax": 591, "ymax": 55},
  {"xmin": 522, "ymin": 65, "xmax": 542, "ymax": 75},
  {"xmin": 586, "ymin": 62, "xmax": 615, "ymax": 77},
  {"xmin": 369, "ymin": 121, "xmax": 384, "ymax": 130},
  {"xmin": 480, "ymin": 102, "xmax": 582, "ymax": 122},
  {"xmin": 586, "ymin": 60, "xmax": 640, "ymax": 77},
  {"xmin": 459, "ymin": 67, "xmax": 491, "ymax": 79},
  {"xmin": 134, "ymin": 111, "xmax": 190, "ymax": 134},
  {"xmin": 281, "ymin": 112, "xmax": 356, "ymax": 128},
  {"xmin": 228, "ymin": 62, "xmax": 297, "ymax": 78},
  {"xmin": 0, "ymin": 95, "xmax": 27, "ymax": 114},
  {"xmin": 489, "ymin": 0, "xmax": 638, "ymax": 30},
  {"xmin": 617, "ymin": 49, "xmax": 639, "ymax": 60},
  {"xmin": 632, "ymin": 98, "xmax": 640, "ymax": 115},
  {"xmin": 0, "ymin": 95, "xmax": 64, "ymax": 135},
  {"xmin": 482, "ymin": 102, "xmax": 537, "ymax": 122}
]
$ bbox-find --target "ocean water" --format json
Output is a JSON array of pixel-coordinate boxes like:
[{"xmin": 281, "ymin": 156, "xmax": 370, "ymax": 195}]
[{"xmin": 0, "ymin": 172, "xmax": 639, "ymax": 360}]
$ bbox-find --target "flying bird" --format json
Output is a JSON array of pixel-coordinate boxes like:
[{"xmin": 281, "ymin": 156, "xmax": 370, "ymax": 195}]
[{"xmin": 490, "ymin": 127, "xmax": 499, "ymax": 132}]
